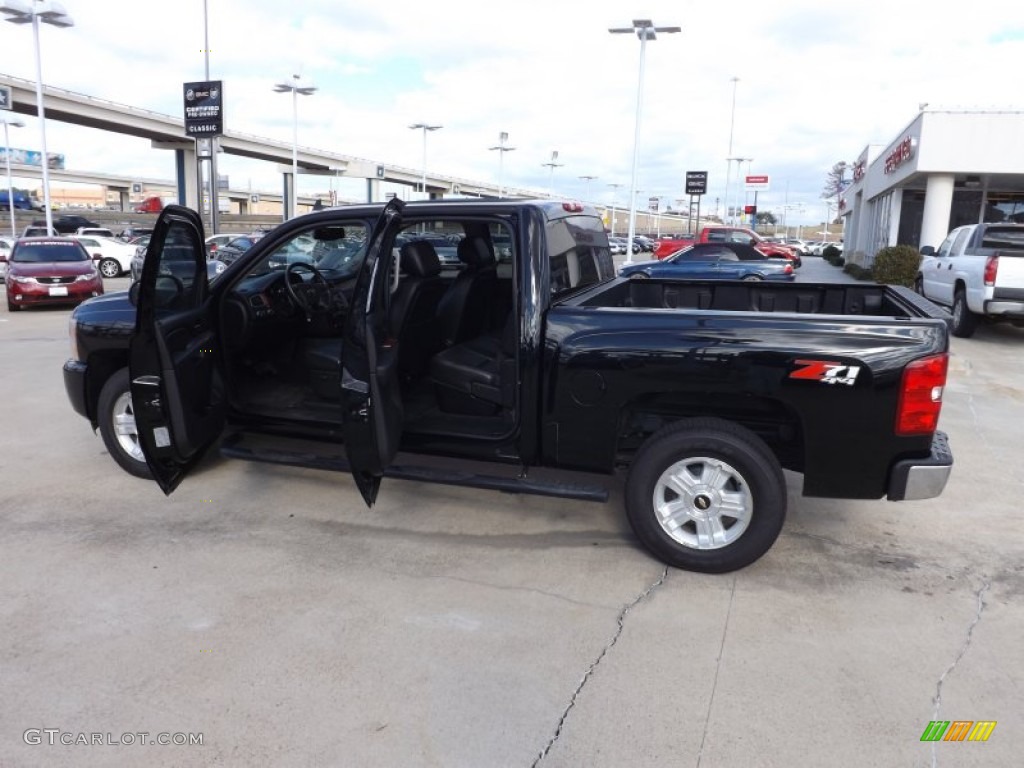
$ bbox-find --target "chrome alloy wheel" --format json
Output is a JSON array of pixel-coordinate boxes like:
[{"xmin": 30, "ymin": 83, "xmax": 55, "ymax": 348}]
[
  {"xmin": 112, "ymin": 391, "xmax": 144, "ymax": 462},
  {"xmin": 651, "ymin": 456, "xmax": 753, "ymax": 550}
]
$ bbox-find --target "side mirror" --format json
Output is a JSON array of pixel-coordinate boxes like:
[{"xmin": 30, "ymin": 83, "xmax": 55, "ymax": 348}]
[{"xmin": 920, "ymin": 245, "xmax": 936, "ymax": 256}]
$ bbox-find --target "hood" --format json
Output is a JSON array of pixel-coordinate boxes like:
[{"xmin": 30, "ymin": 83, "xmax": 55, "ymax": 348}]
[{"xmin": 10, "ymin": 260, "xmax": 96, "ymax": 277}]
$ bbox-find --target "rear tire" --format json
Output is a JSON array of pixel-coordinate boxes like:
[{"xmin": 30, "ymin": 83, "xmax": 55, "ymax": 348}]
[
  {"xmin": 625, "ymin": 418, "xmax": 786, "ymax": 573},
  {"xmin": 951, "ymin": 289, "xmax": 977, "ymax": 338},
  {"xmin": 98, "ymin": 368, "xmax": 152, "ymax": 479},
  {"xmin": 98, "ymin": 258, "xmax": 121, "ymax": 278},
  {"xmin": 742, "ymin": 275, "xmax": 763, "ymax": 282},
  {"xmin": 914, "ymin": 275, "xmax": 924, "ymax": 296}
]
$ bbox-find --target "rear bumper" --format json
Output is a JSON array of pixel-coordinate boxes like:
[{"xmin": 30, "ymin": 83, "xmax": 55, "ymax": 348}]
[
  {"xmin": 984, "ymin": 299, "xmax": 1024, "ymax": 318},
  {"xmin": 887, "ymin": 431, "xmax": 953, "ymax": 501}
]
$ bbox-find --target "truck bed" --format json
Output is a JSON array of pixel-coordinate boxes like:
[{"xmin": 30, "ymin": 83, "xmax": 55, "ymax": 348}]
[{"xmin": 577, "ymin": 277, "xmax": 949, "ymax": 322}]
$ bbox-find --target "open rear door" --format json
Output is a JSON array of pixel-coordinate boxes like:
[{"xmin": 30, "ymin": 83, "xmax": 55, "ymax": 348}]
[
  {"xmin": 129, "ymin": 205, "xmax": 225, "ymax": 494},
  {"xmin": 341, "ymin": 198, "xmax": 406, "ymax": 505}
]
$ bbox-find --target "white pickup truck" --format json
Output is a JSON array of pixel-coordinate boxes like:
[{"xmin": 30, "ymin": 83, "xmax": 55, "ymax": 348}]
[{"xmin": 917, "ymin": 223, "xmax": 1024, "ymax": 337}]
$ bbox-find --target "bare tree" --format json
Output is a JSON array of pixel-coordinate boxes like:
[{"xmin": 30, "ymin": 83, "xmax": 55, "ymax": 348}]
[{"xmin": 822, "ymin": 161, "xmax": 849, "ymax": 199}]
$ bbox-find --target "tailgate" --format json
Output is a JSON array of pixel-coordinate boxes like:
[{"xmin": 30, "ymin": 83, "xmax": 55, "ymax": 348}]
[
  {"xmin": 981, "ymin": 227, "xmax": 1024, "ymax": 289},
  {"xmin": 994, "ymin": 251, "xmax": 1024, "ymax": 290}
]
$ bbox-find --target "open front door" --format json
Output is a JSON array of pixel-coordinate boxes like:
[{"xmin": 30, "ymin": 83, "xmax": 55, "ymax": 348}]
[
  {"xmin": 341, "ymin": 198, "xmax": 406, "ymax": 505},
  {"xmin": 129, "ymin": 205, "xmax": 225, "ymax": 494}
]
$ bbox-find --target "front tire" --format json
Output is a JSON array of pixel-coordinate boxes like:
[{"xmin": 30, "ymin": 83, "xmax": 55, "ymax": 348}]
[
  {"xmin": 625, "ymin": 418, "xmax": 786, "ymax": 573},
  {"xmin": 98, "ymin": 368, "xmax": 152, "ymax": 479},
  {"xmin": 98, "ymin": 258, "xmax": 121, "ymax": 278},
  {"xmin": 951, "ymin": 289, "xmax": 977, "ymax": 338},
  {"xmin": 742, "ymin": 274, "xmax": 763, "ymax": 282}
]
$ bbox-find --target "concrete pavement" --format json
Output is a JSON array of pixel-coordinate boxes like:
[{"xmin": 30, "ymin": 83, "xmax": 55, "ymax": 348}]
[{"xmin": 1, "ymin": 278, "xmax": 1021, "ymax": 767}]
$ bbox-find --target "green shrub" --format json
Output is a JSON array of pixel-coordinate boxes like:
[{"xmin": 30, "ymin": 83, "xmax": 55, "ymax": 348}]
[
  {"xmin": 822, "ymin": 245, "xmax": 841, "ymax": 262},
  {"xmin": 872, "ymin": 245, "xmax": 921, "ymax": 287}
]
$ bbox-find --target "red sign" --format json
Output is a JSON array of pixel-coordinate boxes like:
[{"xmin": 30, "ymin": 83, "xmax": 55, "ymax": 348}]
[
  {"xmin": 852, "ymin": 160, "xmax": 866, "ymax": 182},
  {"xmin": 744, "ymin": 175, "xmax": 770, "ymax": 191},
  {"xmin": 884, "ymin": 137, "xmax": 915, "ymax": 174}
]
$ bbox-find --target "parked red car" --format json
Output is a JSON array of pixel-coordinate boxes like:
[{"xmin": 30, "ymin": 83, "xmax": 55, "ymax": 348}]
[
  {"xmin": 655, "ymin": 227, "xmax": 802, "ymax": 266},
  {"xmin": 5, "ymin": 238, "xmax": 104, "ymax": 312}
]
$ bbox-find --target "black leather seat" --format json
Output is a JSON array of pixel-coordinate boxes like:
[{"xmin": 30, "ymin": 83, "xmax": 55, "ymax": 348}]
[
  {"xmin": 436, "ymin": 236, "xmax": 497, "ymax": 347},
  {"xmin": 303, "ymin": 240, "xmax": 446, "ymax": 399},
  {"xmin": 389, "ymin": 240, "xmax": 448, "ymax": 381},
  {"xmin": 430, "ymin": 314, "xmax": 516, "ymax": 415}
]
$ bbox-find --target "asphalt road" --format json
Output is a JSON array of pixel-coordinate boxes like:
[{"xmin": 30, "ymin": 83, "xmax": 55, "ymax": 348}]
[{"xmin": 1, "ymin": 273, "xmax": 1021, "ymax": 767}]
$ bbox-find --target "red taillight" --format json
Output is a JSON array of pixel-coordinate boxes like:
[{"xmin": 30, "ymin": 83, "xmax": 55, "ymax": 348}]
[
  {"xmin": 983, "ymin": 254, "xmax": 998, "ymax": 286},
  {"xmin": 784, "ymin": 264, "xmax": 793, "ymax": 274},
  {"xmin": 562, "ymin": 201, "xmax": 584, "ymax": 212},
  {"xmin": 896, "ymin": 354, "xmax": 948, "ymax": 436}
]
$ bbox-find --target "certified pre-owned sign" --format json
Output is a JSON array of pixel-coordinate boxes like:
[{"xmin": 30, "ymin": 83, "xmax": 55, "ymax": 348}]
[{"xmin": 183, "ymin": 81, "xmax": 223, "ymax": 137}]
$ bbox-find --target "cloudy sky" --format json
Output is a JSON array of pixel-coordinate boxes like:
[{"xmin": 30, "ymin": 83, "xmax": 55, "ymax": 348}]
[{"xmin": 2, "ymin": 0, "xmax": 1022, "ymax": 224}]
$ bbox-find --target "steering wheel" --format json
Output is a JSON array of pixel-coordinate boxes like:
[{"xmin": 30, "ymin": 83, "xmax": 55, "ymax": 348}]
[{"xmin": 285, "ymin": 262, "xmax": 347, "ymax": 320}]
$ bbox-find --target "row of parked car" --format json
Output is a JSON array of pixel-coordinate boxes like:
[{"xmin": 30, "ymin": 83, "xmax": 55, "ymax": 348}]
[{"xmin": 761, "ymin": 236, "xmax": 845, "ymax": 257}]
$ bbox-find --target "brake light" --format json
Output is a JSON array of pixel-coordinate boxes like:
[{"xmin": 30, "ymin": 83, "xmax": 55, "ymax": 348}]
[
  {"xmin": 895, "ymin": 354, "xmax": 948, "ymax": 436},
  {"xmin": 784, "ymin": 264, "xmax": 793, "ymax": 274},
  {"xmin": 562, "ymin": 201, "xmax": 584, "ymax": 212},
  {"xmin": 983, "ymin": 254, "xmax": 998, "ymax": 286}
]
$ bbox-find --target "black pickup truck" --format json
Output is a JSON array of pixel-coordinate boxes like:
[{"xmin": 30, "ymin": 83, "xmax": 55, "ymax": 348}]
[{"xmin": 64, "ymin": 200, "xmax": 954, "ymax": 572}]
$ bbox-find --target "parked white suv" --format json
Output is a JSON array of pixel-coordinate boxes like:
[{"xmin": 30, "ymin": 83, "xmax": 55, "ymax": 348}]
[{"xmin": 918, "ymin": 223, "xmax": 1024, "ymax": 337}]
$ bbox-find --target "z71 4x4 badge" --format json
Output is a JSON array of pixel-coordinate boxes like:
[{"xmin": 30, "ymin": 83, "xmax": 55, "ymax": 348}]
[{"xmin": 789, "ymin": 360, "xmax": 861, "ymax": 386}]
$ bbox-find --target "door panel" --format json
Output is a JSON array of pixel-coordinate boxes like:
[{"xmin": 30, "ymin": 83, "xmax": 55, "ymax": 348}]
[
  {"xmin": 129, "ymin": 205, "xmax": 224, "ymax": 494},
  {"xmin": 340, "ymin": 198, "xmax": 406, "ymax": 505}
]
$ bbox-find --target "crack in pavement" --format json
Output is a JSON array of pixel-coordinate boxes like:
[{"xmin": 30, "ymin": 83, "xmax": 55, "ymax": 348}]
[
  {"xmin": 531, "ymin": 566, "xmax": 669, "ymax": 767},
  {"xmin": 929, "ymin": 577, "xmax": 990, "ymax": 768},
  {"xmin": 696, "ymin": 575, "xmax": 736, "ymax": 768}
]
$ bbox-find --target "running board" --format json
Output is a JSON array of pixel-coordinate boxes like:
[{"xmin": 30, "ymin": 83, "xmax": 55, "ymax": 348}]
[{"xmin": 219, "ymin": 432, "xmax": 609, "ymax": 503}]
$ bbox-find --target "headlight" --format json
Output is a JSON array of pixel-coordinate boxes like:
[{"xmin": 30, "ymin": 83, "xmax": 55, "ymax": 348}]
[
  {"xmin": 10, "ymin": 274, "xmax": 37, "ymax": 284},
  {"xmin": 74, "ymin": 272, "xmax": 98, "ymax": 282}
]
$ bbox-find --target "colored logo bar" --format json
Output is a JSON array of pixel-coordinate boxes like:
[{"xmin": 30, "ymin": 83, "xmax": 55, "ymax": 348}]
[{"xmin": 921, "ymin": 720, "xmax": 996, "ymax": 742}]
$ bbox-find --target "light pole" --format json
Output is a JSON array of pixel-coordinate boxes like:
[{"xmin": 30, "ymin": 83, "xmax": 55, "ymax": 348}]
[
  {"xmin": 609, "ymin": 19, "xmax": 680, "ymax": 265},
  {"xmin": 579, "ymin": 174, "xmax": 598, "ymax": 202},
  {"xmin": 409, "ymin": 123, "xmax": 441, "ymax": 202},
  {"xmin": 2, "ymin": 0, "xmax": 74, "ymax": 236},
  {"xmin": 723, "ymin": 76, "xmax": 739, "ymax": 225},
  {"xmin": 727, "ymin": 156, "xmax": 751, "ymax": 228},
  {"xmin": 607, "ymin": 182, "xmax": 623, "ymax": 235},
  {"xmin": 2, "ymin": 116, "xmax": 25, "ymax": 238},
  {"xmin": 488, "ymin": 131, "xmax": 515, "ymax": 198},
  {"xmin": 273, "ymin": 74, "xmax": 317, "ymax": 220},
  {"xmin": 542, "ymin": 151, "xmax": 563, "ymax": 197}
]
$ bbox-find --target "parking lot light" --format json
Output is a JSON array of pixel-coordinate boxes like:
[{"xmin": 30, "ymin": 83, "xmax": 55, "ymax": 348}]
[
  {"xmin": 488, "ymin": 131, "xmax": 515, "ymax": 198},
  {"xmin": 609, "ymin": 19, "xmax": 680, "ymax": 265},
  {"xmin": 542, "ymin": 151, "xmax": 563, "ymax": 197},
  {"xmin": 273, "ymin": 75, "xmax": 317, "ymax": 220},
  {"xmin": 2, "ymin": 0, "xmax": 75, "ymax": 236},
  {"xmin": 409, "ymin": 123, "xmax": 442, "ymax": 202}
]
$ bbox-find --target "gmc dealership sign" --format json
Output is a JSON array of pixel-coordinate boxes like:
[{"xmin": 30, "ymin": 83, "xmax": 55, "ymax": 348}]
[{"xmin": 884, "ymin": 136, "xmax": 916, "ymax": 174}]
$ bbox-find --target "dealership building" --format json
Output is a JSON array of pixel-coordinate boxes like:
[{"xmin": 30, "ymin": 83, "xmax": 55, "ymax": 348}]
[{"xmin": 841, "ymin": 109, "xmax": 1024, "ymax": 265}]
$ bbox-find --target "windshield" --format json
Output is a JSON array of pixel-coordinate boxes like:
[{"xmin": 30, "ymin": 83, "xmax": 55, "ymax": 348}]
[
  {"xmin": 247, "ymin": 223, "xmax": 369, "ymax": 279},
  {"xmin": 13, "ymin": 241, "xmax": 89, "ymax": 263}
]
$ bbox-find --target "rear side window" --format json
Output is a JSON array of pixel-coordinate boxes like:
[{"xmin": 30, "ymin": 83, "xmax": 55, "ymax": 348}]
[
  {"xmin": 981, "ymin": 227, "xmax": 1024, "ymax": 251},
  {"xmin": 546, "ymin": 215, "xmax": 614, "ymax": 295}
]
